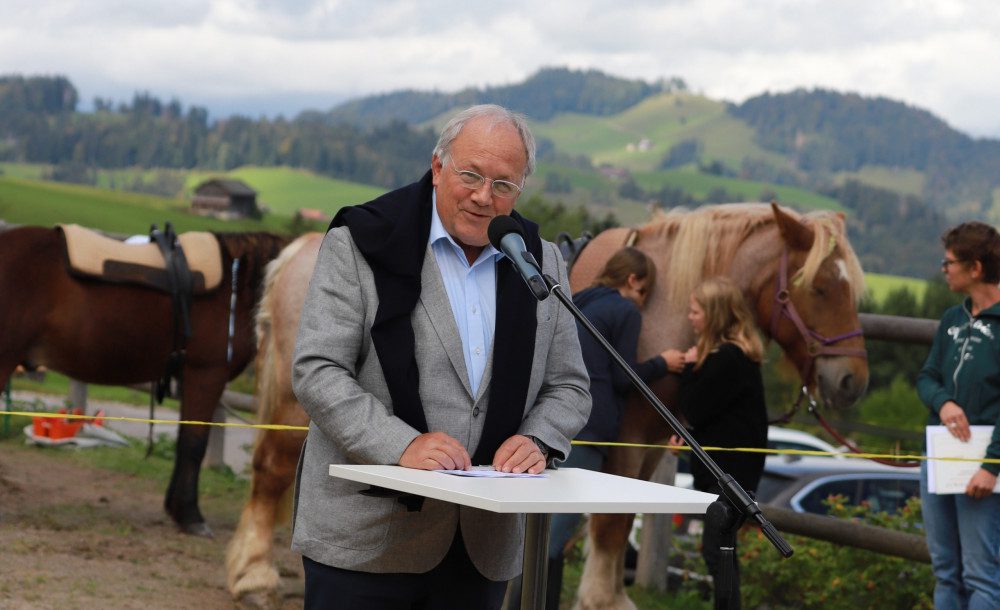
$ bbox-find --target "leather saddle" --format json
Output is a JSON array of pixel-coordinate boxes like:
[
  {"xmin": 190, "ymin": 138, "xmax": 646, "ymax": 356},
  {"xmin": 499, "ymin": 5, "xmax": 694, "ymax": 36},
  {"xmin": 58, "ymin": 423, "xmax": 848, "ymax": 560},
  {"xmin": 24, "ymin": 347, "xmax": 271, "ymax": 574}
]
[{"xmin": 59, "ymin": 223, "xmax": 222, "ymax": 294}]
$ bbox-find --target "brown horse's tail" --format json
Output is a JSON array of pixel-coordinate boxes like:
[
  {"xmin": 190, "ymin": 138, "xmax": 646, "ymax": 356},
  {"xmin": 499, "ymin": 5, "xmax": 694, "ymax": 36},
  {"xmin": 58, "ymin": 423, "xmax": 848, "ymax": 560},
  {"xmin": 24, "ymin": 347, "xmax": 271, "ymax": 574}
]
[{"xmin": 252, "ymin": 235, "xmax": 314, "ymax": 437}]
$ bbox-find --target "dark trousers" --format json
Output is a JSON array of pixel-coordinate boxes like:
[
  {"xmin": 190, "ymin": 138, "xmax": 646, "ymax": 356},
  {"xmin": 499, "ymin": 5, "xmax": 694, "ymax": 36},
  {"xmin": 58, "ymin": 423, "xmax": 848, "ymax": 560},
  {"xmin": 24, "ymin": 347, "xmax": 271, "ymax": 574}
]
[{"xmin": 303, "ymin": 529, "xmax": 508, "ymax": 610}]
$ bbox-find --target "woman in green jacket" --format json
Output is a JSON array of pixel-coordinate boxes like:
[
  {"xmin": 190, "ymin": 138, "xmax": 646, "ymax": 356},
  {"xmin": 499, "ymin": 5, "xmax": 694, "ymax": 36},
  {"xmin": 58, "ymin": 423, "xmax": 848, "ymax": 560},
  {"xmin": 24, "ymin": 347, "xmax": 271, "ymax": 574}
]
[{"xmin": 916, "ymin": 221, "xmax": 1000, "ymax": 610}]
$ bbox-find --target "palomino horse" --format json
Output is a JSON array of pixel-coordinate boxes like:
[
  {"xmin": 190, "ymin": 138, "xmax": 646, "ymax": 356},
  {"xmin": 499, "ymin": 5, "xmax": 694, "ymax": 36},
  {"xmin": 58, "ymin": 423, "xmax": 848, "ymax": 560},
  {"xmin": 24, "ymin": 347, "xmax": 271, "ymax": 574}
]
[
  {"xmin": 0, "ymin": 225, "xmax": 290, "ymax": 537},
  {"xmin": 568, "ymin": 202, "xmax": 868, "ymax": 609},
  {"xmin": 226, "ymin": 232, "xmax": 321, "ymax": 604},
  {"xmin": 225, "ymin": 203, "xmax": 869, "ymax": 607}
]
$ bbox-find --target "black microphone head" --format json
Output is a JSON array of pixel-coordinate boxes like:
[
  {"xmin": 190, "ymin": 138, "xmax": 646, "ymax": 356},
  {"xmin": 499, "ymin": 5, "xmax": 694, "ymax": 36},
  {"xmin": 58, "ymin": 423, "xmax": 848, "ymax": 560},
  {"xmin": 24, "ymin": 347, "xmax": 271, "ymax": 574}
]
[{"xmin": 487, "ymin": 215, "xmax": 524, "ymax": 250}]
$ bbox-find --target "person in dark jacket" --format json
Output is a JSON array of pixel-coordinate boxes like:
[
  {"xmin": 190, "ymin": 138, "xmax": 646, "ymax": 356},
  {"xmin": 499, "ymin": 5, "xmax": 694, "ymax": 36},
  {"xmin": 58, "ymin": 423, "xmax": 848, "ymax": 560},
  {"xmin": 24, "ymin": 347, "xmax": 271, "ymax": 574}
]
[
  {"xmin": 507, "ymin": 247, "xmax": 671, "ymax": 610},
  {"xmin": 916, "ymin": 221, "xmax": 1000, "ymax": 610},
  {"xmin": 665, "ymin": 276, "xmax": 767, "ymax": 610}
]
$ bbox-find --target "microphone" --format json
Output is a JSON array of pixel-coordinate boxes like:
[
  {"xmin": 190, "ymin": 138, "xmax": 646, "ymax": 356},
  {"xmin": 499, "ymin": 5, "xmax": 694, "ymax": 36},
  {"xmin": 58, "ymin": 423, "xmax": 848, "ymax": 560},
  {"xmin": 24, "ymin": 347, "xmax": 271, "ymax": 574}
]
[{"xmin": 487, "ymin": 216, "xmax": 550, "ymax": 301}]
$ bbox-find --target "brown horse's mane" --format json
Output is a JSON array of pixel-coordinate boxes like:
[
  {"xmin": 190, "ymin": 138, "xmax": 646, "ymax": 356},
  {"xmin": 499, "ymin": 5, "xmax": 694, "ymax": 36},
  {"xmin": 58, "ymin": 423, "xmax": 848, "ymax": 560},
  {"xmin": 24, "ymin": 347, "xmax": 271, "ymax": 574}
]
[
  {"xmin": 643, "ymin": 203, "xmax": 865, "ymax": 312},
  {"xmin": 212, "ymin": 231, "xmax": 293, "ymax": 289}
]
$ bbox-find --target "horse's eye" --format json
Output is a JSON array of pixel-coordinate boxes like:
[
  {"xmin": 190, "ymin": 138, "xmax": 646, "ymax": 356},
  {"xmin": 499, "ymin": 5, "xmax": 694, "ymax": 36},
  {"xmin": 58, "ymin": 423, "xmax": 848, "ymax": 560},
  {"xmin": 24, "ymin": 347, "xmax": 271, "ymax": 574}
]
[{"xmin": 812, "ymin": 286, "xmax": 827, "ymax": 298}]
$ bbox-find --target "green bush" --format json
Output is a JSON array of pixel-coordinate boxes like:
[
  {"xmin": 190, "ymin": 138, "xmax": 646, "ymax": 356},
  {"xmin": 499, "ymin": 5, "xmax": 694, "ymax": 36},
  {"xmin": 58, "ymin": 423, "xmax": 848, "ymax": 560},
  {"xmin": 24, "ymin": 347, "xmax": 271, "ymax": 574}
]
[{"xmin": 739, "ymin": 496, "xmax": 932, "ymax": 609}]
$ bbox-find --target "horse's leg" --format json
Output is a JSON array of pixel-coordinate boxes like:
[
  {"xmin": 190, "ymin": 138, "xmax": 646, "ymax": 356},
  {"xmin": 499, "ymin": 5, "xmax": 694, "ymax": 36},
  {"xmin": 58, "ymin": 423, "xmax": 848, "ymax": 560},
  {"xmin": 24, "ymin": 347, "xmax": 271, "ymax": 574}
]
[
  {"xmin": 226, "ymin": 425, "xmax": 306, "ymax": 604},
  {"xmin": 575, "ymin": 441, "xmax": 652, "ymax": 610},
  {"xmin": 575, "ymin": 386, "xmax": 675, "ymax": 610},
  {"xmin": 164, "ymin": 366, "xmax": 228, "ymax": 537}
]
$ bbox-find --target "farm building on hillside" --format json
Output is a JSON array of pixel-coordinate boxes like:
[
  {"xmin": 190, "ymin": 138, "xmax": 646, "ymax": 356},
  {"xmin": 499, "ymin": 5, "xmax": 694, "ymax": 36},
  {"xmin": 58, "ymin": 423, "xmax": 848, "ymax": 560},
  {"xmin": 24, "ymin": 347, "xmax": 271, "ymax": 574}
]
[{"xmin": 190, "ymin": 179, "xmax": 261, "ymax": 219}]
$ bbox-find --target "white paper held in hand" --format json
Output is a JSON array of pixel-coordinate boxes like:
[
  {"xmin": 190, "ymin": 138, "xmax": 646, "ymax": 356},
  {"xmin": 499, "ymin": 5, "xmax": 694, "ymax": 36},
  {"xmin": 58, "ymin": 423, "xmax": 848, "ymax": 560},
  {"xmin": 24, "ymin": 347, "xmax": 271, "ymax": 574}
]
[{"xmin": 926, "ymin": 425, "xmax": 1000, "ymax": 494}]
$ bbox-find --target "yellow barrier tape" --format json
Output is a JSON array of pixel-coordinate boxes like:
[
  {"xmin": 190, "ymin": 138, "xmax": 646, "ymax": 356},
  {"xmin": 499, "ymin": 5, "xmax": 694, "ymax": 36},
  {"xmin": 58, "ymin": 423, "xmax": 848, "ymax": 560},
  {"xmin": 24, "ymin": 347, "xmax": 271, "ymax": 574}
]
[
  {"xmin": 6, "ymin": 410, "xmax": 999, "ymax": 464},
  {"xmin": 570, "ymin": 440, "xmax": 1000, "ymax": 464},
  {"xmin": 3, "ymin": 410, "xmax": 309, "ymax": 432}
]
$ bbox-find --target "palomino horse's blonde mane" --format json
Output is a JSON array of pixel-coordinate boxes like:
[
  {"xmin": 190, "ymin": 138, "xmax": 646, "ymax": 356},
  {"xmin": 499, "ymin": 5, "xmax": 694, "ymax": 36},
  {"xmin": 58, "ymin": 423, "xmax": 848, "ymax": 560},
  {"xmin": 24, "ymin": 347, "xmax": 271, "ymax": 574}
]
[
  {"xmin": 643, "ymin": 203, "xmax": 865, "ymax": 312},
  {"xmin": 252, "ymin": 233, "xmax": 316, "ymax": 429}
]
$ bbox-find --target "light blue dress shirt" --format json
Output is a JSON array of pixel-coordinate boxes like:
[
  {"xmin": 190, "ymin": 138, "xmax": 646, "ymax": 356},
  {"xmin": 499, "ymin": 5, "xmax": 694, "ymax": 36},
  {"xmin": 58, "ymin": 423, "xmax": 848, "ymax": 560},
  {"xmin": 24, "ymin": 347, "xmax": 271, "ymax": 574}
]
[{"xmin": 428, "ymin": 193, "xmax": 502, "ymax": 396}]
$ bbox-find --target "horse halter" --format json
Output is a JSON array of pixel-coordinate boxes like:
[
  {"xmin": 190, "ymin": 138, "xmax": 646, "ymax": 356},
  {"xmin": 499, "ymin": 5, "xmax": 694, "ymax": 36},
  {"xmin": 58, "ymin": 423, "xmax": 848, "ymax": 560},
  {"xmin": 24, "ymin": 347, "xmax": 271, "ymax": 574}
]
[
  {"xmin": 767, "ymin": 246, "xmax": 864, "ymax": 419},
  {"xmin": 768, "ymin": 248, "xmax": 916, "ymax": 466},
  {"xmin": 769, "ymin": 246, "xmax": 867, "ymax": 365}
]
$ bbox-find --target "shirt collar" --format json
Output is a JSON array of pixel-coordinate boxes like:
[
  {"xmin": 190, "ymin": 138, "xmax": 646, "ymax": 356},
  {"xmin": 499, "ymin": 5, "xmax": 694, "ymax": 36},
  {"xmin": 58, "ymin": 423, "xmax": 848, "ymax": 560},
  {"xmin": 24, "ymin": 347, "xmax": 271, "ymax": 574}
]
[{"xmin": 429, "ymin": 190, "xmax": 502, "ymax": 265}]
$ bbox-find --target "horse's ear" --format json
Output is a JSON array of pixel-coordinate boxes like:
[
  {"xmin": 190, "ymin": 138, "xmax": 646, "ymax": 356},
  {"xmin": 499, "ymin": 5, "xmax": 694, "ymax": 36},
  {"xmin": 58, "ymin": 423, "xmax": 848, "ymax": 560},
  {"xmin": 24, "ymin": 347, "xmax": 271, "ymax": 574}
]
[{"xmin": 771, "ymin": 202, "xmax": 815, "ymax": 251}]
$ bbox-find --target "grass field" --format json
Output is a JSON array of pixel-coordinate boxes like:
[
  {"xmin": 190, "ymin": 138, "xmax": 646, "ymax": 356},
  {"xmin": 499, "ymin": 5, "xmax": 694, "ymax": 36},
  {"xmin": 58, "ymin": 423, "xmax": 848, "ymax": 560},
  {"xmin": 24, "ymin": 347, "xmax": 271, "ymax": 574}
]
[
  {"xmin": 834, "ymin": 166, "xmax": 926, "ymax": 198},
  {"xmin": 0, "ymin": 162, "xmax": 50, "ymax": 180},
  {"xmin": 8, "ymin": 370, "xmax": 180, "ymax": 410},
  {"xmin": 632, "ymin": 169, "xmax": 843, "ymax": 212},
  {"xmin": 0, "ymin": 176, "xmax": 286, "ymax": 234},
  {"xmin": 183, "ymin": 166, "xmax": 386, "ymax": 216},
  {"xmin": 531, "ymin": 92, "xmax": 788, "ymax": 173},
  {"xmin": 864, "ymin": 272, "xmax": 928, "ymax": 303}
]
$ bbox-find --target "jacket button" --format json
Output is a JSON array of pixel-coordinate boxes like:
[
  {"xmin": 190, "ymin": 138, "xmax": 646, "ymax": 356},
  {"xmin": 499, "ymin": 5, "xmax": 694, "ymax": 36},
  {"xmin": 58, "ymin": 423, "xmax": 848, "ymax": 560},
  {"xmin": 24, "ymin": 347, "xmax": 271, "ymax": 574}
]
[{"xmin": 473, "ymin": 407, "xmax": 481, "ymax": 417}]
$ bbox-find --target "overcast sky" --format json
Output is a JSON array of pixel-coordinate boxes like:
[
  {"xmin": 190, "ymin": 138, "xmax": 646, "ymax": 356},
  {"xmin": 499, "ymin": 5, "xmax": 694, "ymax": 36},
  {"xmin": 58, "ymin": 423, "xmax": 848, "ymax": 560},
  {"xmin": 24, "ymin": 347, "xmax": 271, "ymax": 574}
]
[{"xmin": 3, "ymin": 0, "xmax": 999, "ymax": 138}]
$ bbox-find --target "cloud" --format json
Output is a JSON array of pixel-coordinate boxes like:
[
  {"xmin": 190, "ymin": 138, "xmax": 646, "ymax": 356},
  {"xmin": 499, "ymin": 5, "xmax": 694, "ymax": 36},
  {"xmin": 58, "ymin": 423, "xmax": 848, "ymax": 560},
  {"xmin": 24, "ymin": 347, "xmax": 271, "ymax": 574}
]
[{"xmin": 2, "ymin": 0, "xmax": 999, "ymax": 136}]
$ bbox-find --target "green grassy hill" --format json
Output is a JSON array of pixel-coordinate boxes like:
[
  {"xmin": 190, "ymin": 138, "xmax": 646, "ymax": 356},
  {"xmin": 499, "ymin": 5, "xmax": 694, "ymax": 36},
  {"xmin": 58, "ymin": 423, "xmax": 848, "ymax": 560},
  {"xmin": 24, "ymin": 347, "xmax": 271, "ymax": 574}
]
[
  {"xmin": 0, "ymin": 176, "xmax": 282, "ymax": 234},
  {"xmin": 0, "ymin": 162, "xmax": 49, "ymax": 180},
  {"xmin": 531, "ymin": 92, "xmax": 787, "ymax": 173},
  {"xmin": 834, "ymin": 166, "xmax": 926, "ymax": 198},
  {"xmin": 632, "ymin": 169, "xmax": 842, "ymax": 211},
  {"xmin": 522, "ymin": 92, "xmax": 842, "ymax": 220},
  {"xmin": 184, "ymin": 166, "xmax": 385, "ymax": 216},
  {"xmin": 864, "ymin": 272, "xmax": 928, "ymax": 303},
  {"xmin": 0, "ymin": 165, "xmax": 387, "ymax": 236}
]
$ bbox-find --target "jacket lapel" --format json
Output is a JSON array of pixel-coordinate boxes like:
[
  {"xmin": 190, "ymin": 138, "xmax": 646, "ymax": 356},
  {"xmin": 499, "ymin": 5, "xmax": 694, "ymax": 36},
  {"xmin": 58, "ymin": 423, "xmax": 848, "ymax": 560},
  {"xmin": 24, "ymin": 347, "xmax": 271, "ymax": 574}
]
[{"xmin": 419, "ymin": 247, "xmax": 474, "ymax": 399}]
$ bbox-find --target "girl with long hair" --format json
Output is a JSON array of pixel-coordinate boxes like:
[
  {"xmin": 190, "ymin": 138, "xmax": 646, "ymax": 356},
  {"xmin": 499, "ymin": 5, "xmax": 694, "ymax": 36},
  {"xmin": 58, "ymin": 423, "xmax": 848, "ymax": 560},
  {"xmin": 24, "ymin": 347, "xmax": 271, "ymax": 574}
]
[{"xmin": 666, "ymin": 276, "xmax": 768, "ymax": 610}]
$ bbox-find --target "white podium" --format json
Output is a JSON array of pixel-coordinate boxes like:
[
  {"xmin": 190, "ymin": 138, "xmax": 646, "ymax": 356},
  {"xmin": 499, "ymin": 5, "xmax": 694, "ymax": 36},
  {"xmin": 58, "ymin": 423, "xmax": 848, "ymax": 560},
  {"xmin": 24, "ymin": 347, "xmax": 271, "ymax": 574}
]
[{"xmin": 329, "ymin": 465, "xmax": 717, "ymax": 609}]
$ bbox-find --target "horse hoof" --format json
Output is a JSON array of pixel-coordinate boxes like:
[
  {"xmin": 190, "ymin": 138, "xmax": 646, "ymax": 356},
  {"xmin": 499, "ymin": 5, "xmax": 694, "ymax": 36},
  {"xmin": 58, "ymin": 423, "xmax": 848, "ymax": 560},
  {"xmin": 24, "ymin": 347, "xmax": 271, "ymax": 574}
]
[
  {"xmin": 180, "ymin": 521, "xmax": 214, "ymax": 538},
  {"xmin": 235, "ymin": 590, "xmax": 280, "ymax": 610}
]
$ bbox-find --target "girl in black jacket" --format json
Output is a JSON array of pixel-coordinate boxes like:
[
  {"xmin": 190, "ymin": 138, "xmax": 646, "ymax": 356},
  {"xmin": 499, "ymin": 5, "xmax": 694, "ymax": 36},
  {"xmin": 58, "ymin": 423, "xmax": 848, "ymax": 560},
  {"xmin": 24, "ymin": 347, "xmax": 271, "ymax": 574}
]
[{"xmin": 665, "ymin": 276, "xmax": 768, "ymax": 610}]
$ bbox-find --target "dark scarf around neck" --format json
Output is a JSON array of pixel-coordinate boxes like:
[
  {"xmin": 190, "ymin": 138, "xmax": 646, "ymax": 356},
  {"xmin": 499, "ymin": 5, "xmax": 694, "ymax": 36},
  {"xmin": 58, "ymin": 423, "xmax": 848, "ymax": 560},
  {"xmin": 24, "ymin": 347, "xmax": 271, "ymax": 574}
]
[{"xmin": 331, "ymin": 170, "xmax": 542, "ymax": 465}]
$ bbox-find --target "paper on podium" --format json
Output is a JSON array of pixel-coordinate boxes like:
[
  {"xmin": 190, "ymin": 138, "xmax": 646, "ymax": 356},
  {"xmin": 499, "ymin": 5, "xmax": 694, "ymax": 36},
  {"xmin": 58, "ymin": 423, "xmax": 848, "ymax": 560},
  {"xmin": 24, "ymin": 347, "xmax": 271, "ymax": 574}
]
[
  {"xmin": 437, "ymin": 465, "xmax": 546, "ymax": 478},
  {"xmin": 926, "ymin": 425, "xmax": 1000, "ymax": 494}
]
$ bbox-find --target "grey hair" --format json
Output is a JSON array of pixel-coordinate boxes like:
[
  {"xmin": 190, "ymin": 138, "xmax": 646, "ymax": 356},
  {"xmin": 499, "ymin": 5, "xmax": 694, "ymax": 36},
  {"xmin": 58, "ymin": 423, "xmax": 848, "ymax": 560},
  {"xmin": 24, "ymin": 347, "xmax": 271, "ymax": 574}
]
[{"xmin": 432, "ymin": 104, "xmax": 536, "ymax": 178}]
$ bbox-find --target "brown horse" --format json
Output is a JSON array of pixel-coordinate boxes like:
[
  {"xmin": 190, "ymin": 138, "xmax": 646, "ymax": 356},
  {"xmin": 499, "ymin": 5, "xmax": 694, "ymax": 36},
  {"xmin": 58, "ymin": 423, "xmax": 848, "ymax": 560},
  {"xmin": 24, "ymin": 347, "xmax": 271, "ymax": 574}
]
[
  {"xmin": 0, "ymin": 224, "xmax": 290, "ymax": 537},
  {"xmin": 225, "ymin": 203, "xmax": 869, "ymax": 607},
  {"xmin": 569, "ymin": 202, "xmax": 867, "ymax": 609}
]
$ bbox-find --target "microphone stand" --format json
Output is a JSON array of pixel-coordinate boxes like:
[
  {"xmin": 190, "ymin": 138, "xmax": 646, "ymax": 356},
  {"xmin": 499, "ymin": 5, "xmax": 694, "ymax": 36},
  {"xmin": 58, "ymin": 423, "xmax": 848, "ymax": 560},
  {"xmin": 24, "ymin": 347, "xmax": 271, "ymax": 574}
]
[{"xmin": 540, "ymin": 273, "xmax": 793, "ymax": 609}]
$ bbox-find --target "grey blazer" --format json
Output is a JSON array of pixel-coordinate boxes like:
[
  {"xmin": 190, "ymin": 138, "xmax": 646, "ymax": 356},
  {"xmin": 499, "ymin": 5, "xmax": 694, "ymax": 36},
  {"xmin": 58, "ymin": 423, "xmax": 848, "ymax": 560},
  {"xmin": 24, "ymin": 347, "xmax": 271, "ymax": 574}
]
[{"xmin": 290, "ymin": 225, "xmax": 591, "ymax": 581}]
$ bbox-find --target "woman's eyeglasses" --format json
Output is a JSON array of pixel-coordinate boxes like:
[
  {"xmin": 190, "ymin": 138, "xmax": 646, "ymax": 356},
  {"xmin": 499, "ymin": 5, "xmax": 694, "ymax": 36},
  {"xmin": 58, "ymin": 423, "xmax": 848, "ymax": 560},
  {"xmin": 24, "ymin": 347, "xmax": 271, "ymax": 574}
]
[{"xmin": 941, "ymin": 258, "xmax": 965, "ymax": 269}]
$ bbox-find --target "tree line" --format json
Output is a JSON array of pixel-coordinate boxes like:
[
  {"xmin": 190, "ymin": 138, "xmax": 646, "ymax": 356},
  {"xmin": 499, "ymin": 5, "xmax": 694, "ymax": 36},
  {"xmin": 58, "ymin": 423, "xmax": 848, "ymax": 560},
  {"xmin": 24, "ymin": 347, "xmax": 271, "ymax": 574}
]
[
  {"xmin": 0, "ymin": 76, "xmax": 436, "ymax": 189},
  {"xmin": 731, "ymin": 88, "xmax": 1000, "ymax": 210}
]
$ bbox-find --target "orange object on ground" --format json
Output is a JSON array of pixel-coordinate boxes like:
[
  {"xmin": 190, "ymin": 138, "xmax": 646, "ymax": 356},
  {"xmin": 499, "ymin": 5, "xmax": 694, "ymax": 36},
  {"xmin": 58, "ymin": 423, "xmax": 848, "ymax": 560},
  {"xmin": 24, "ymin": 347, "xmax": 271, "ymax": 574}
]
[{"xmin": 31, "ymin": 408, "xmax": 85, "ymax": 440}]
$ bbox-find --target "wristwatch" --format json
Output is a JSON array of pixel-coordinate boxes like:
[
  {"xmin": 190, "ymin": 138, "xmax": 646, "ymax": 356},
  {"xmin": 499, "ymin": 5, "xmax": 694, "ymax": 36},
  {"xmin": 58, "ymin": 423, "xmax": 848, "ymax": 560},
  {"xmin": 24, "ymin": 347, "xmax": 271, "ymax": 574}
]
[{"xmin": 527, "ymin": 435, "xmax": 550, "ymax": 458}]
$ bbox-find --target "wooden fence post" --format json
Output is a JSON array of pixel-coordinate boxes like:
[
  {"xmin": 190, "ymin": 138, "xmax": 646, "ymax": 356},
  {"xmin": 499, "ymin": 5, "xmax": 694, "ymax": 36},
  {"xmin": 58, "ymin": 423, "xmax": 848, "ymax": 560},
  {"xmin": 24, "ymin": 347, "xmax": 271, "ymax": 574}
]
[
  {"xmin": 204, "ymin": 403, "xmax": 226, "ymax": 468},
  {"xmin": 68, "ymin": 379, "xmax": 88, "ymax": 414},
  {"xmin": 635, "ymin": 452, "xmax": 678, "ymax": 591}
]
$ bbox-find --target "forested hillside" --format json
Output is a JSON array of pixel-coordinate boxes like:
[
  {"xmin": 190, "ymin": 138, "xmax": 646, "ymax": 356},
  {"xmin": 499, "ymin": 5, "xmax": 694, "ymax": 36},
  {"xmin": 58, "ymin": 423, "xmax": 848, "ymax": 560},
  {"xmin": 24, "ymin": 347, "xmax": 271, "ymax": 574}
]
[
  {"xmin": 324, "ymin": 67, "xmax": 683, "ymax": 128},
  {"xmin": 3, "ymin": 69, "xmax": 997, "ymax": 278},
  {"xmin": 732, "ymin": 89, "xmax": 1000, "ymax": 208}
]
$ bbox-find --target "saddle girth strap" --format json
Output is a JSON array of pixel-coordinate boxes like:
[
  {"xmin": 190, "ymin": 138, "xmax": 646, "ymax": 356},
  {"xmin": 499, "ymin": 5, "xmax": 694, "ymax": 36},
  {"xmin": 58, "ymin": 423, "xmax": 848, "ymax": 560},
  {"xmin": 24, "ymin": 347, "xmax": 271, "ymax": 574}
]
[{"xmin": 150, "ymin": 222, "xmax": 195, "ymax": 403}]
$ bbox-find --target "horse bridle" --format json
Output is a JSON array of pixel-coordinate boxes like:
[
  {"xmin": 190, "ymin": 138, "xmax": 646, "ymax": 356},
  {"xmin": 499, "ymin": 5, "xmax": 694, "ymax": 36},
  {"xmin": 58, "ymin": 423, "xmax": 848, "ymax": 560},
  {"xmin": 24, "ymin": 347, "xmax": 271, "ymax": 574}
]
[
  {"xmin": 769, "ymin": 247, "xmax": 916, "ymax": 466},
  {"xmin": 769, "ymin": 246, "xmax": 866, "ymax": 363}
]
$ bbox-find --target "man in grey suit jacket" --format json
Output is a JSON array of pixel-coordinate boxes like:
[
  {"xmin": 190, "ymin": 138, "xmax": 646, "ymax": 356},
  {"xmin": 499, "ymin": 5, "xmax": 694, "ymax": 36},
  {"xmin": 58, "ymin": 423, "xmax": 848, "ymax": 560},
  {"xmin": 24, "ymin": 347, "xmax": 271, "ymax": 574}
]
[{"xmin": 291, "ymin": 104, "xmax": 592, "ymax": 609}]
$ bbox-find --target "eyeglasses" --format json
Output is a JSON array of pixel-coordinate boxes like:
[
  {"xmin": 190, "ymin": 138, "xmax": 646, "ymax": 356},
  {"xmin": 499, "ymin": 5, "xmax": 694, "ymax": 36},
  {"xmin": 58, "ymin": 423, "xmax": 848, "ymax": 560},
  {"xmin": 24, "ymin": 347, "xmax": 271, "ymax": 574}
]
[
  {"xmin": 941, "ymin": 258, "xmax": 965, "ymax": 269},
  {"xmin": 451, "ymin": 166, "xmax": 523, "ymax": 199}
]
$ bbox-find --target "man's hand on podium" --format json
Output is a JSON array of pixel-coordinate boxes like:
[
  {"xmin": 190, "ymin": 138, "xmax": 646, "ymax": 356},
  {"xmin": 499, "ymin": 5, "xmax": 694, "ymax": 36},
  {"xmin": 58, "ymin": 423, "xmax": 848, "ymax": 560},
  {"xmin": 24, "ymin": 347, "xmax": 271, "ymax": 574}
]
[
  {"xmin": 492, "ymin": 434, "xmax": 547, "ymax": 475},
  {"xmin": 399, "ymin": 432, "xmax": 472, "ymax": 471}
]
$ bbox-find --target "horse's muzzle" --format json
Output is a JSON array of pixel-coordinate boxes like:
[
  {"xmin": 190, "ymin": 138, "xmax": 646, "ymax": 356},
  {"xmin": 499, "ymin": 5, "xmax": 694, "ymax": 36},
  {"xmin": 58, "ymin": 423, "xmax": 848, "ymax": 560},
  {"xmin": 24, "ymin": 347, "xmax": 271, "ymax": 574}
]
[{"xmin": 815, "ymin": 356, "xmax": 869, "ymax": 409}]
